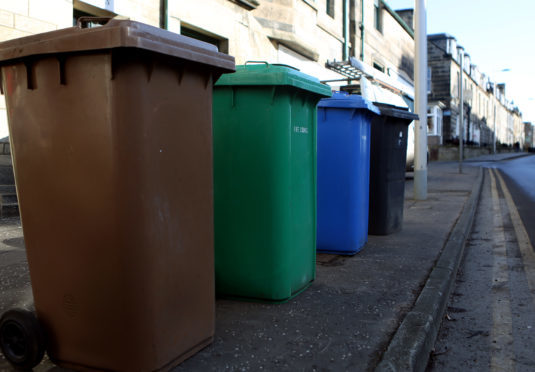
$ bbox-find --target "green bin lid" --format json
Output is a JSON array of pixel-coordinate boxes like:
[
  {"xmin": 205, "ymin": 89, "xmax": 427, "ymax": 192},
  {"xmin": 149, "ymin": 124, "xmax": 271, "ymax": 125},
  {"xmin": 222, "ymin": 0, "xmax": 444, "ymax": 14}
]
[{"xmin": 216, "ymin": 62, "xmax": 332, "ymax": 97}]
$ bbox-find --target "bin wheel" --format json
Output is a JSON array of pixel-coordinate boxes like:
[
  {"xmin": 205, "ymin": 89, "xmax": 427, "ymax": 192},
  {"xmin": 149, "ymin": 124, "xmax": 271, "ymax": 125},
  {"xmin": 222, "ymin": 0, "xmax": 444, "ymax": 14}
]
[{"xmin": 0, "ymin": 309, "xmax": 46, "ymax": 370}]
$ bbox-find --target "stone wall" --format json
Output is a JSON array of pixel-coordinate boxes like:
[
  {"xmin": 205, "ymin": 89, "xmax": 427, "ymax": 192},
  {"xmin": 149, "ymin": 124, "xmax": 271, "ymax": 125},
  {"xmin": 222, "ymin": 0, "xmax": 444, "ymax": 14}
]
[
  {"xmin": 359, "ymin": 1, "xmax": 414, "ymax": 82},
  {"xmin": 0, "ymin": 0, "xmax": 73, "ymax": 139},
  {"xmin": 172, "ymin": 0, "xmax": 279, "ymax": 64},
  {"xmin": 435, "ymin": 145, "xmax": 518, "ymax": 162},
  {"xmin": 0, "ymin": 0, "xmax": 160, "ymax": 140}
]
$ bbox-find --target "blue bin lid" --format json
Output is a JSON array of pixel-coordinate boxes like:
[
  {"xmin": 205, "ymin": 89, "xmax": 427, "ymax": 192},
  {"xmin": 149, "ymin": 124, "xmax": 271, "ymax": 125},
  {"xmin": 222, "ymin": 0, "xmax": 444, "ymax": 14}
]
[{"xmin": 318, "ymin": 91, "xmax": 380, "ymax": 115}]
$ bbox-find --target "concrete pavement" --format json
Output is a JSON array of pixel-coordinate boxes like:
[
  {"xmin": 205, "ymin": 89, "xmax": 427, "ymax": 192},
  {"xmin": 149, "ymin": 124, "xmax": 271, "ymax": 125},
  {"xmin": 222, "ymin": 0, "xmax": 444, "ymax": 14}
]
[{"xmin": 0, "ymin": 153, "xmax": 528, "ymax": 371}]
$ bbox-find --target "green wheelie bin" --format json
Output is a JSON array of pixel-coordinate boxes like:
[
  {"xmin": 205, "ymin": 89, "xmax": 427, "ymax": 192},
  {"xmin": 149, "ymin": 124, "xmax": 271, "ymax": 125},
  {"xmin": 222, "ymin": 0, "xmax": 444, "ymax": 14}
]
[{"xmin": 213, "ymin": 62, "xmax": 331, "ymax": 302}]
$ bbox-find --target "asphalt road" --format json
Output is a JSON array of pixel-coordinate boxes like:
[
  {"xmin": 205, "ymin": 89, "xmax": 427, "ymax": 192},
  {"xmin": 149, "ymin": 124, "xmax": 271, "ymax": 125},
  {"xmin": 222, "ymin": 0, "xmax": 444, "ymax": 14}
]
[
  {"xmin": 428, "ymin": 156, "xmax": 535, "ymax": 371},
  {"xmin": 496, "ymin": 155, "xmax": 535, "ymax": 251}
]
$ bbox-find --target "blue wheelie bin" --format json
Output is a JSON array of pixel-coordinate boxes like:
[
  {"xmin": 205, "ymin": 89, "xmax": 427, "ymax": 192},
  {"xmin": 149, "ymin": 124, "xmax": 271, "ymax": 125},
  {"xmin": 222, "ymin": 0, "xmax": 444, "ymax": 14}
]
[{"xmin": 317, "ymin": 92, "xmax": 379, "ymax": 254}]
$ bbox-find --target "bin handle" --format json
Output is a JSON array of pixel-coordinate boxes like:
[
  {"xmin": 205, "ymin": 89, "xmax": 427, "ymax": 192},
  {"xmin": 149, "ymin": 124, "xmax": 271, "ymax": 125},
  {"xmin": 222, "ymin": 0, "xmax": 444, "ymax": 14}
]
[
  {"xmin": 272, "ymin": 63, "xmax": 300, "ymax": 71},
  {"xmin": 244, "ymin": 61, "xmax": 300, "ymax": 71},
  {"xmin": 77, "ymin": 17, "xmax": 113, "ymax": 28},
  {"xmin": 244, "ymin": 61, "xmax": 269, "ymax": 66}
]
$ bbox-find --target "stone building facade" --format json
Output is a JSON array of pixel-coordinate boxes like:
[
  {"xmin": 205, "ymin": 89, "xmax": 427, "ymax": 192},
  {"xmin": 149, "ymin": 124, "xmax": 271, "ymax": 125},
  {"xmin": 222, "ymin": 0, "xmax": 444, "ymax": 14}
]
[
  {"xmin": 172, "ymin": 0, "xmax": 415, "ymax": 91},
  {"xmin": 0, "ymin": 0, "xmax": 72, "ymax": 139},
  {"xmin": 525, "ymin": 122, "xmax": 534, "ymax": 150},
  {"xmin": 358, "ymin": 2, "xmax": 414, "ymax": 85},
  {"xmin": 0, "ymin": 0, "xmax": 416, "ymax": 140},
  {"xmin": 427, "ymin": 33, "xmax": 523, "ymax": 147},
  {"xmin": 0, "ymin": 0, "xmax": 161, "ymax": 140}
]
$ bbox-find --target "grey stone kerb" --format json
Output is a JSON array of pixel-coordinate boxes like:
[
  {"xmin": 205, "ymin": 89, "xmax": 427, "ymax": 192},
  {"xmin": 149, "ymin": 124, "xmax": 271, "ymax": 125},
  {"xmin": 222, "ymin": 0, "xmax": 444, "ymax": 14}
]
[{"xmin": 375, "ymin": 167, "xmax": 484, "ymax": 372}]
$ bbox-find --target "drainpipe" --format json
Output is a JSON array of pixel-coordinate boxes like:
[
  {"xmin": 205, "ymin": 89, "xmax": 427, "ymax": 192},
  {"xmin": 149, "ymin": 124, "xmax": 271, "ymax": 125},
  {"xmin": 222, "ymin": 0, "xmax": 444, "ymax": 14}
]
[
  {"xmin": 458, "ymin": 47, "xmax": 464, "ymax": 174},
  {"xmin": 493, "ymin": 103, "xmax": 497, "ymax": 154},
  {"xmin": 360, "ymin": 0, "xmax": 364, "ymax": 61},
  {"xmin": 160, "ymin": 0, "xmax": 168, "ymax": 29},
  {"xmin": 343, "ymin": 0, "xmax": 349, "ymax": 60}
]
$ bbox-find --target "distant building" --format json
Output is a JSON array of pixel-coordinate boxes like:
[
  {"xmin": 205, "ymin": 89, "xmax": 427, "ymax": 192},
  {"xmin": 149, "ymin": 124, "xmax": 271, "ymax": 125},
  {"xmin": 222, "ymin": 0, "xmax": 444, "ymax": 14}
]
[
  {"xmin": 525, "ymin": 122, "xmax": 534, "ymax": 150},
  {"xmin": 427, "ymin": 33, "xmax": 523, "ymax": 148}
]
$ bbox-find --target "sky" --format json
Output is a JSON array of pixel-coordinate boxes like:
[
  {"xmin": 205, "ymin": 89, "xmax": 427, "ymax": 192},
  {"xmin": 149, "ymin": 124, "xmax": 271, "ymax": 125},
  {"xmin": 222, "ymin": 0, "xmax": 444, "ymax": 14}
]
[{"xmin": 386, "ymin": 0, "xmax": 535, "ymax": 123}]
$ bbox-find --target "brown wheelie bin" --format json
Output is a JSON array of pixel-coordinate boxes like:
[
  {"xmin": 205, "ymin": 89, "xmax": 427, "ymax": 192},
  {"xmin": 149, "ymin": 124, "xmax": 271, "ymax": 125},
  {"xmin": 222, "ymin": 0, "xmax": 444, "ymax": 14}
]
[{"xmin": 0, "ymin": 18, "xmax": 234, "ymax": 371}]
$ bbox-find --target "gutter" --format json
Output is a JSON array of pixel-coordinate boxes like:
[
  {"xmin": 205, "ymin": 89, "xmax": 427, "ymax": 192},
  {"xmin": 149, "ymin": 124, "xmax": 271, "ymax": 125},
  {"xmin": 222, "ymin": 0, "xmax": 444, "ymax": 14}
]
[
  {"xmin": 381, "ymin": 0, "xmax": 414, "ymax": 39},
  {"xmin": 360, "ymin": 0, "xmax": 364, "ymax": 61},
  {"xmin": 343, "ymin": 0, "xmax": 349, "ymax": 59}
]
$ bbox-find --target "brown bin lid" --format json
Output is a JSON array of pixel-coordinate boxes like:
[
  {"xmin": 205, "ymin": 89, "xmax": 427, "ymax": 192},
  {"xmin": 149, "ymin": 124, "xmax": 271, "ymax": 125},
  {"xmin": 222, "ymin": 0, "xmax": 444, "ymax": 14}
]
[{"xmin": 0, "ymin": 18, "xmax": 235, "ymax": 72}]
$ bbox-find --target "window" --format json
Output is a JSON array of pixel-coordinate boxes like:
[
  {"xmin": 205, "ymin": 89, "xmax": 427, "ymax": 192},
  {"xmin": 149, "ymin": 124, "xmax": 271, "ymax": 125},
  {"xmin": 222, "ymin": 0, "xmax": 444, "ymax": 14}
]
[
  {"xmin": 73, "ymin": 0, "xmax": 117, "ymax": 26},
  {"xmin": 427, "ymin": 108, "xmax": 435, "ymax": 135},
  {"xmin": 73, "ymin": 8, "xmax": 95, "ymax": 25},
  {"xmin": 374, "ymin": 0, "xmax": 382, "ymax": 32},
  {"xmin": 453, "ymin": 72, "xmax": 460, "ymax": 98},
  {"xmin": 228, "ymin": 0, "xmax": 259, "ymax": 11},
  {"xmin": 373, "ymin": 62, "xmax": 384, "ymax": 73},
  {"xmin": 427, "ymin": 67, "xmax": 432, "ymax": 94},
  {"xmin": 446, "ymin": 39, "xmax": 453, "ymax": 55},
  {"xmin": 181, "ymin": 26, "xmax": 229, "ymax": 54},
  {"xmin": 326, "ymin": 0, "xmax": 335, "ymax": 18}
]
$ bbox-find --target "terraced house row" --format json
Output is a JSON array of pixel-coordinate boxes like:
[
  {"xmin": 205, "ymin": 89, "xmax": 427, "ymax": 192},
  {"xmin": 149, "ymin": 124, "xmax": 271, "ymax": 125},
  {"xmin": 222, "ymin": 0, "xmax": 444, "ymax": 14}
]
[
  {"xmin": 427, "ymin": 33, "xmax": 528, "ymax": 152},
  {"xmin": 0, "ymin": 0, "xmax": 531, "ymax": 154}
]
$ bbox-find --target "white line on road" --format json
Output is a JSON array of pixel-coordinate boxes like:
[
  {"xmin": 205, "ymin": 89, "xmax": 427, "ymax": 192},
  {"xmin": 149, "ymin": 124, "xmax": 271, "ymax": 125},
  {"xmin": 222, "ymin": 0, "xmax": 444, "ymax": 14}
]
[{"xmin": 489, "ymin": 168, "xmax": 515, "ymax": 372}]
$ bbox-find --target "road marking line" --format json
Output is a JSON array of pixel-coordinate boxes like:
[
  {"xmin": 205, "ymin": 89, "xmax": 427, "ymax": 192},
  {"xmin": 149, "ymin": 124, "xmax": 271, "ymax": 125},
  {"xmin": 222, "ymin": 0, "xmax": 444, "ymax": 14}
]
[
  {"xmin": 495, "ymin": 169, "xmax": 535, "ymax": 305},
  {"xmin": 489, "ymin": 168, "xmax": 515, "ymax": 372}
]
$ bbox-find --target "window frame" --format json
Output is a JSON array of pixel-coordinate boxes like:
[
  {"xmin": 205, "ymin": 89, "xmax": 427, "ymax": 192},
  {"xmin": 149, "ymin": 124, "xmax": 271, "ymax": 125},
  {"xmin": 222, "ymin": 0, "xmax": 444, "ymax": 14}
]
[
  {"xmin": 374, "ymin": 0, "xmax": 383, "ymax": 33},
  {"xmin": 373, "ymin": 61, "xmax": 385, "ymax": 73},
  {"xmin": 326, "ymin": 0, "xmax": 335, "ymax": 18},
  {"xmin": 180, "ymin": 25, "xmax": 229, "ymax": 54}
]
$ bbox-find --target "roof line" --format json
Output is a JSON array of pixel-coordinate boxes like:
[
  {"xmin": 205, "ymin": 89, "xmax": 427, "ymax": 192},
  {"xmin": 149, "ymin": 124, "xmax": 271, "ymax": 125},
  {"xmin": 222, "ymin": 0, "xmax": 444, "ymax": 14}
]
[{"xmin": 381, "ymin": 0, "xmax": 414, "ymax": 39}]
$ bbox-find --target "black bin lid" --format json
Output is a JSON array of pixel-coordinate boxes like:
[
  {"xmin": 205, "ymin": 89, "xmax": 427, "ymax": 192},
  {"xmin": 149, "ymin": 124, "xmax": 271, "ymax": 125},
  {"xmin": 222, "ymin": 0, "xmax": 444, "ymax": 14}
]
[{"xmin": 373, "ymin": 102, "xmax": 419, "ymax": 121}]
